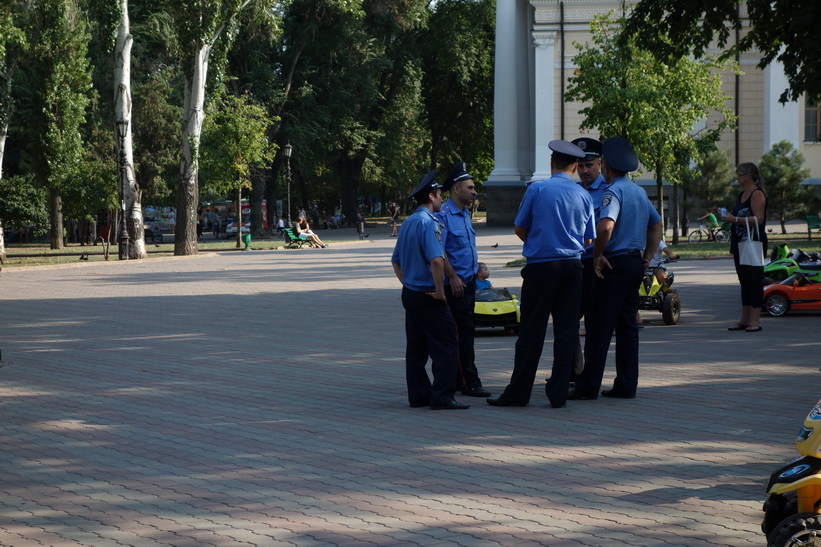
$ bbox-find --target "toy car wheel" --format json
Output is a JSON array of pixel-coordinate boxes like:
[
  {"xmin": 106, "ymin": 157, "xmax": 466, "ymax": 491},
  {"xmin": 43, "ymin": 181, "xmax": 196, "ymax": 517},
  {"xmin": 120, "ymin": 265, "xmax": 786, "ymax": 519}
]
[
  {"xmin": 714, "ymin": 229, "xmax": 730, "ymax": 243},
  {"xmin": 687, "ymin": 230, "xmax": 702, "ymax": 244},
  {"xmin": 661, "ymin": 291, "xmax": 680, "ymax": 325},
  {"xmin": 765, "ymin": 293, "xmax": 790, "ymax": 317},
  {"xmin": 767, "ymin": 512, "xmax": 821, "ymax": 547},
  {"xmin": 762, "ymin": 492, "xmax": 797, "ymax": 539}
]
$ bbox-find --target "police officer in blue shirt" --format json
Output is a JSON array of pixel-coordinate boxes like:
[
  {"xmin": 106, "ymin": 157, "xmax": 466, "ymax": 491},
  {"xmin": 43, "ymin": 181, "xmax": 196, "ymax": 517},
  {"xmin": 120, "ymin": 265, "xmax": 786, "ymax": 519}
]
[
  {"xmin": 569, "ymin": 137, "xmax": 663, "ymax": 401},
  {"xmin": 436, "ymin": 162, "xmax": 491, "ymax": 398},
  {"xmin": 392, "ymin": 171, "xmax": 469, "ymax": 410},
  {"xmin": 571, "ymin": 137, "xmax": 610, "ymax": 376},
  {"xmin": 487, "ymin": 140, "xmax": 596, "ymax": 409}
]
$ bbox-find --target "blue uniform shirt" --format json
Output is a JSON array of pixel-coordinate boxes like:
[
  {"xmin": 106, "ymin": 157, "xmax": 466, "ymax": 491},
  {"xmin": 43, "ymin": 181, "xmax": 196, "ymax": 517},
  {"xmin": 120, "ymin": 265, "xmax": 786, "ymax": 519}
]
[
  {"xmin": 580, "ymin": 173, "xmax": 611, "ymax": 260},
  {"xmin": 436, "ymin": 199, "xmax": 478, "ymax": 284},
  {"xmin": 598, "ymin": 176, "xmax": 662, "ymax": 258},
  {"xmin": 514, "ymin": 172, "xmax": 596, "ymax": 264},
  {"xmin": 391, "ymin": 206, "xmax": 444, "ymax": 292}
]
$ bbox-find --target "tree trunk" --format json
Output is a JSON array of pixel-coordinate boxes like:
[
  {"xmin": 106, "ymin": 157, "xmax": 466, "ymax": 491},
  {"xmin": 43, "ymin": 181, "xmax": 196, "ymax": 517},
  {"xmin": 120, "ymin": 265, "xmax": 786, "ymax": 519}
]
[
  {"xmin": 0, "ymin": 123, "xmax": 6, "ymax": 262},
  {"xmin": 49, "ymin": 187, "xmax": 63, "ymax": 250},
  {"xmin": 249, "ymin": 167, "xmax": 265, "ymax": 237},
  {"xmin": 670, "ymin": 182, "xmax": 679, "ymax": 244},
  {"xmin": 235, "ymin": 184, "xmax": 242, "ymax": 248},
  {"xmin": 175, "ymin": 44, "xmax": 210, "ymax": 256},
  {"xmin": 655, "ymin": 161, "xmax": 665, "ymax": 237},
  {"xmin": 114, "ymin": 0, "xmax": 146, "ymax": 259},
  {"xmin": 336, "ymin": 153, "xmax": 366, "ymax": 227}
]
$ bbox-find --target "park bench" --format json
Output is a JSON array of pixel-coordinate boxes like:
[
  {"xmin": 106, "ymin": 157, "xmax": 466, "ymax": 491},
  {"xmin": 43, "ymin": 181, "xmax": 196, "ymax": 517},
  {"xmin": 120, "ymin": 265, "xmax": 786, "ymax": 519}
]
[
  {"xmin": 282, "ymin": 227, "xmax": 310, "ymax": 248},
  {"xmin": 808, "ymin": 215, "xmax": 821, "ymax": 241},
  {"xmin": 144, "ymin": 227, "xmax": 163, "ymax": 243}
]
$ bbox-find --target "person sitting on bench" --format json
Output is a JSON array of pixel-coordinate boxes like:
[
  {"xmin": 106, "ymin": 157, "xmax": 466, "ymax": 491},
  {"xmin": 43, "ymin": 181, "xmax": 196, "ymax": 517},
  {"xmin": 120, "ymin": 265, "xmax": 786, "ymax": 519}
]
[{"xmin": 296, "ymin": 217, "xmax": 327, "ymax": 248}]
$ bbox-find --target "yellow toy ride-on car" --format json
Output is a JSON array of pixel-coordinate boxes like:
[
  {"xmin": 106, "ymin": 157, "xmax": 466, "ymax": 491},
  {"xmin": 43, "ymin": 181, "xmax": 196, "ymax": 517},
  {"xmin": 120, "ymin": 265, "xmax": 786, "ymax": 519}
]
[{"xmin": 473, "ymin": 288, "xmax": 521, "ymax": 335}]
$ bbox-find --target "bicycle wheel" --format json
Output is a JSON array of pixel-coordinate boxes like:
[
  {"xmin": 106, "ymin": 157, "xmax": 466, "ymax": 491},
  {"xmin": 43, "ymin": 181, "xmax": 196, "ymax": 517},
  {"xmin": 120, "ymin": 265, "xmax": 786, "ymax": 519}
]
[
  {"xmin": 714, "ymin": 229, "xmax": 730, "ymax": 243},
  {"xmin": 688, "ymin": 229, "xmax": 702, "ymax": 244}
]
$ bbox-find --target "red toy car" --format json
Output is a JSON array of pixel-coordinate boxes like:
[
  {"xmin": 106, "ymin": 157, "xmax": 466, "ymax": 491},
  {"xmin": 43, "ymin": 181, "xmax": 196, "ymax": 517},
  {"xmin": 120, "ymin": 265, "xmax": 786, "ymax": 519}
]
[{"xmin": 763, "ymin": 272, "xmax": 821, "ymax": 317}]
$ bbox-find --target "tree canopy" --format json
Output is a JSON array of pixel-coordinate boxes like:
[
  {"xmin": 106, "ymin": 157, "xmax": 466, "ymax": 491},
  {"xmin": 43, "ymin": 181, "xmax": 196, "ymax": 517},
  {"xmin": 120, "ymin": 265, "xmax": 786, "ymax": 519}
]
[
  {"xmin": 566, "ymin": 13, "xmax": 736, "ymax": 235},
  {"xmin": 625, "ymin": 0, "xmax": 821, "ymax": 103},
  {"xmin": 0, "ymin": 0, "xmax": 497, "ymax": 251}
]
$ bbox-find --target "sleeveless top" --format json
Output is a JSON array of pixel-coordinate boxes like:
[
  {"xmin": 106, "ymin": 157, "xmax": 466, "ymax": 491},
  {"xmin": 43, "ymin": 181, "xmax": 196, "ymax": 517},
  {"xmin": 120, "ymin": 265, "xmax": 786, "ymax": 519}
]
[{"xmin": 730, "ymin": 188, "xmax": 767, "ymax": 256}]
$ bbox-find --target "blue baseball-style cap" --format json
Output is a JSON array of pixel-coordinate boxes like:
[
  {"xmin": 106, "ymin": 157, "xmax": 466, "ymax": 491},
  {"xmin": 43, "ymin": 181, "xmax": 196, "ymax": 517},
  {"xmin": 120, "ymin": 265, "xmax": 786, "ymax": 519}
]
[
  {"xmin": 408, "ymin": 170, "xmax": 442, "ymax": 200},
  {"xmin": 602, "ymin": 136, "xmax": 639, "ymax": 172},
  {"xmin": 443, "ymin": 162, "xmax": 474, "ymax": 191}
]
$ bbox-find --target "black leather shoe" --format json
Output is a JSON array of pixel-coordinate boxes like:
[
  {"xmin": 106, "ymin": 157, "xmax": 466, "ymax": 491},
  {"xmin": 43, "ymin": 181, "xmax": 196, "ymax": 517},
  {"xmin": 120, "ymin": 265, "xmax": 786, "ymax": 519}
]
[
  {"xmin": 486, "ymin": 397, "xmax": 526, "ymax": 407},
  {"xmin": 461, "ymin": 386, "xmax": 492, "ymax": 397},
  {"xmin": 600, "ymin": 388, "xmax": 636, "ymax": 399},
  {"xmin": 409, "ymin": 401, "xmax": 430, "ymax": 408},
  {"xmin": 567, "ymin": 388, "xmax": 597, "ymax": 400},
  {"xmin": 430, "ymin": 399, "xmax": 470, "ymax": 410}
]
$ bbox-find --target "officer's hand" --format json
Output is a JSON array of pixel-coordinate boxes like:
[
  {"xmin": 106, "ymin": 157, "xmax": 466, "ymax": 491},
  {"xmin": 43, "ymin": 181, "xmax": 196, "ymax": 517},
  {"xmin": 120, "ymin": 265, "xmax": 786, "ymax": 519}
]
[
  {"xmin": 593, "ymin": 256, "xmax": 611, "ymax": 279},
  {"xmin": 449, "ymin": 276, "xmax": 465, "ymax": 298},
  {"xmin": 427, "ymin": 290, "xmax": 447, "ymax": 302}
]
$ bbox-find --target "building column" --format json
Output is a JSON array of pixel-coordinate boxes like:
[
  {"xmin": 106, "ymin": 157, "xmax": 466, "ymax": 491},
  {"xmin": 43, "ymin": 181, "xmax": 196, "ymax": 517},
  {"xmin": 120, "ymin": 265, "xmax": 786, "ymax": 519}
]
[
  {"xmin": 531, "ymin": 29, "xmax": 556, "ymax": 181},
  {"xmin": 487, "ymin": 0, "xmax": 528, "ymax": 184},
  {"xmin": 764, "ymin": 58, "xmax": 799, "ymax": 152}
]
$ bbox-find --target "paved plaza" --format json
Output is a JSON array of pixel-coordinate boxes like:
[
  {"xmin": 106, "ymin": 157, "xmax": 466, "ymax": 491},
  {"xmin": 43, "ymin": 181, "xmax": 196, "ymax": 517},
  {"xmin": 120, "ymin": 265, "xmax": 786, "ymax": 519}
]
[{"xmin": 1, "ymin": 224, "xmax": 820, "ymax": 546}]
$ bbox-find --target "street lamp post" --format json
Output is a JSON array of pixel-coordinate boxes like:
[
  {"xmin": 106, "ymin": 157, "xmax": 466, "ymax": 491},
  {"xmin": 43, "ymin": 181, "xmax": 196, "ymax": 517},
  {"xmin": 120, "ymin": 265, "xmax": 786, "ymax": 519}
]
[
  {"xmin": 115, "ymin": 119, "xmax": 130, "ymax": 260},
  {"xmin": 284, "ymin": 143, "xmax": 293, "ymax": 226}
]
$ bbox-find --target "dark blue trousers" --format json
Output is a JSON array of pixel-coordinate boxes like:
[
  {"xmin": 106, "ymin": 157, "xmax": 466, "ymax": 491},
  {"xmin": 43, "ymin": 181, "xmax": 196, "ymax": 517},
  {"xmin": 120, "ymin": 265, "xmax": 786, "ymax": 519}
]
[
  {"xmin": 445, "ymin": 279, "xmax": 483, "ymax": 390},
  {"xmin": 499, "ymin": 259, "xmax": 582, "ymax": 407},
  {"xmin": 401, "ymin": 287, "xmax": 459, "ymax": 406},
  {"xmin": 577, "ymin": 254, "xmax": 644, "ymax": 396}
]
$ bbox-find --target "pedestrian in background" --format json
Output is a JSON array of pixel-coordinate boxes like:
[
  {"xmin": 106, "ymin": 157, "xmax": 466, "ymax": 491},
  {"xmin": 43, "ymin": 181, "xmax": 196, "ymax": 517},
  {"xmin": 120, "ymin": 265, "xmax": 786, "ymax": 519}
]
[{"xmin": 721, "ymin": 162, "xmax": 767, "ymax": 332}]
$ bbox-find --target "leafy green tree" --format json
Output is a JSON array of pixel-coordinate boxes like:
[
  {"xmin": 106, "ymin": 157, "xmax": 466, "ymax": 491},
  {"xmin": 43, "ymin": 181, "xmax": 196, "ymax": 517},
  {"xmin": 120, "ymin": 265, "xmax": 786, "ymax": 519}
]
[
  {"xmin": 0, "ymin": 175, "xmax": 49, "ymax": 237},
  {"xmin": 565, "ymin": 13, "xmax": 736, "ymax": 234},
  {"xmin": 681, "ymin": 148, "xmax": 735, "ymax": 228},
  {"xmin": 16, "ymin": 0, "xmax": 92, "ymax": 249},
  {"xmin": 130, "ymin": 7, "xmax": 182, "ymax": 208},
  {"xmin": 759, "ymin": 140, "xmax": 811, "ymax": 234},
  {"xmin": 167, "ymin": 0, "xmax": 276, "ymax": 256},
  {"xmin": 625, "ymin": 0, "xmax": 821, "ymax": 103},
  {"xmin": 282, "ymin": 0, "xmax": 428, "ymax": 224},
  {"xmin": 0, "ymin": 1, "xmax": 28, "ymax": 259},
  {"xmin": 421, "ymin": 0, "xmax": 494, "ymax": 180},
  {"xmin": 200, "ymin": 93, "xmax": 275, "ymax": 247}
]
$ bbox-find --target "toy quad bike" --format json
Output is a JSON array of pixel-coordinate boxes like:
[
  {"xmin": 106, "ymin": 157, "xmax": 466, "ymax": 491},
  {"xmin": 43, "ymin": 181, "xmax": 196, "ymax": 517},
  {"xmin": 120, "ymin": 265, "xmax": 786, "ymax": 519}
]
[
  {"xmin": 762, "ymin": 399, "xmax": 821, "ymax": 546},
  {"xmin": 764, "ymin": 244, "xmax": 821, "ymax": 285},
  {"xmin": 637, "ymin": 258, "xmax": 680, "ymax": 325}
]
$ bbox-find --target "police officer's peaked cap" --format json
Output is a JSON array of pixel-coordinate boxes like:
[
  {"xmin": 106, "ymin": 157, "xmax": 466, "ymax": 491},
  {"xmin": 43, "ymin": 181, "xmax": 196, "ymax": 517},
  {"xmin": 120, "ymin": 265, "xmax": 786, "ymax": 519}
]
[
  {"xmin": 602, "ymin": 136, "xmax": 639, "ymax": 172},
  {"xmin": 408, "ymin": 170, "xmax": 442, "ymax": 200},
  {"xmin": 443, "ymin": 161, "xmax": 474, "ymax": 191},
  {"xmin": 549, "ymin": 140, "xmax": 585, "ymax": 163},
  {"xmin": 571, "ymin": 137, "xmax": 602, "ymax": 161}
]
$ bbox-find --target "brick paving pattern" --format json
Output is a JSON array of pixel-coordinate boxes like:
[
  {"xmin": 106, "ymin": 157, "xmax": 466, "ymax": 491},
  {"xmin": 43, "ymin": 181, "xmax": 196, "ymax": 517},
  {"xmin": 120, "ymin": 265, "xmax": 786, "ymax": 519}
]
[{"xmin": 1, "ymin": 225, "xmax": 819, "ymax": 546}]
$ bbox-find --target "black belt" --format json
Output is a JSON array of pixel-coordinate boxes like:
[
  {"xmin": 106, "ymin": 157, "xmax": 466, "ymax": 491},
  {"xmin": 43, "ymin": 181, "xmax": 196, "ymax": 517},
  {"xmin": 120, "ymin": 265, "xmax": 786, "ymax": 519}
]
[{"xmin": 607, "ymin": 250, "xmax": 642, "ymax": 259}]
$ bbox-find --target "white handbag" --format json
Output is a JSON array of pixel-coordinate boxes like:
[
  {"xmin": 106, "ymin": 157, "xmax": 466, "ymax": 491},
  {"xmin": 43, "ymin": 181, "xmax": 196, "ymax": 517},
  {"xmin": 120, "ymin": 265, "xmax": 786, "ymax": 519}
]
[{"xmin": 738, "ymin": 216, "xmax": 764, "ymax": 267}]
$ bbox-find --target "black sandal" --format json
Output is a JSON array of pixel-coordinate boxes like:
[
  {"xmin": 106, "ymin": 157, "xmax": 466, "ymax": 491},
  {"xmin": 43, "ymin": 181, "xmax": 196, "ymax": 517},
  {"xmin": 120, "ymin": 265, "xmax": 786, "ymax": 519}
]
[{"xmin": 727, "ymin": 322, "xmax": 749, "ymax": 331}]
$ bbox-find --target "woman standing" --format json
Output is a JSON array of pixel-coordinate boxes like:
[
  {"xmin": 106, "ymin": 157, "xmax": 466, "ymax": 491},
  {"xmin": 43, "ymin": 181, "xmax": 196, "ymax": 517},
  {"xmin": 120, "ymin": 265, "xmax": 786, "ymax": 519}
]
[{"xmin": 721, "ymin": 162, "xmax": 767, "ymax": 332}]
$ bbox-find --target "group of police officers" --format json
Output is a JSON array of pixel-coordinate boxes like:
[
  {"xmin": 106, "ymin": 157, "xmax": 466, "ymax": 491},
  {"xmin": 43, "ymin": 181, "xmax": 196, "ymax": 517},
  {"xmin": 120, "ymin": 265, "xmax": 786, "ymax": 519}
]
[{"xmin": 391, "ymin": 137, "xmax": 662, "ymax": 410}]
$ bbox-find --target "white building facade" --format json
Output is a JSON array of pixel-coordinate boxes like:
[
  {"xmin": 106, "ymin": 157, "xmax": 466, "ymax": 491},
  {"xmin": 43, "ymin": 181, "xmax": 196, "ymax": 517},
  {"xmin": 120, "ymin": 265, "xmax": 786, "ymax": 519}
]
[{"xmin": 485, "ymin": 0, "xmax": 821, "ymax": 226}]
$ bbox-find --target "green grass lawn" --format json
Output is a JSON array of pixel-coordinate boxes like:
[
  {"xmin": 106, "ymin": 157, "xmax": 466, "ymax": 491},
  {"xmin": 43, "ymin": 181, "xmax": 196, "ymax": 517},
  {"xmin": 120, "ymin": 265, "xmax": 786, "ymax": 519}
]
[
  {"xmin": 504, "ymin": 235, "xmax": 821, "ymax": 268},
  {"xmin": 0, "ymin": 236, "xmax": 323, "ymax": 267}
]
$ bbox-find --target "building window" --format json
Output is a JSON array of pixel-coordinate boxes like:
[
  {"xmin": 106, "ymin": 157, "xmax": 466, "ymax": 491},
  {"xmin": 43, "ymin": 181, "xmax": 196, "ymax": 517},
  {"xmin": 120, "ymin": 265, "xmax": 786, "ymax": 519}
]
[{"xmin": 806, "ymin": 101, "xmax": 821, "ymax": 141}]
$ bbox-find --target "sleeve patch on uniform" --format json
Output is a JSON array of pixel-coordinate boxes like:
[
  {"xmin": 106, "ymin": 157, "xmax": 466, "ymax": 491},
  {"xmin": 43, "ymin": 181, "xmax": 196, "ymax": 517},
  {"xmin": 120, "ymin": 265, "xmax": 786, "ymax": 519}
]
[{"xmin": 601, "ymin": 194, "xmax": 613, "ymax": 208}]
